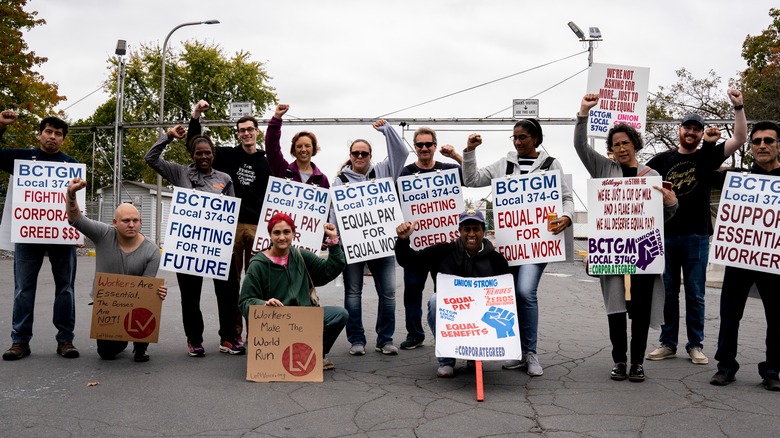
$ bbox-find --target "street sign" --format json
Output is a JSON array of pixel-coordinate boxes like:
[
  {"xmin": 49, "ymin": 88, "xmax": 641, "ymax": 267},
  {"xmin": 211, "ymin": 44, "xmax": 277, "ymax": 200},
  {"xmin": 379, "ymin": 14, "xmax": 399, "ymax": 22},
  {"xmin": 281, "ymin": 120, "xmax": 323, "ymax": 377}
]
[
  {"xmin": 512, "ymin": 99, "xmax": 539, "ymax": 118},
  {"xmin": 229, "ymin": 102, "xmax": 254, "ymax": 119}
]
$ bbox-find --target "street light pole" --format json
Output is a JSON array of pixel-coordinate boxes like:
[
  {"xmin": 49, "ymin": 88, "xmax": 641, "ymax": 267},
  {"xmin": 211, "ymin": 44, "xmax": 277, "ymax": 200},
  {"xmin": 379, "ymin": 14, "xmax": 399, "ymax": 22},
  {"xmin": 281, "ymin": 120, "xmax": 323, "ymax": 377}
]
[
  {"xmin": 113, "ymin": 39, "xmax": 126, "ymax": 210},
  {"xmin": 155, "ymin": 19, "xmax": 219, "ymax": 247}
]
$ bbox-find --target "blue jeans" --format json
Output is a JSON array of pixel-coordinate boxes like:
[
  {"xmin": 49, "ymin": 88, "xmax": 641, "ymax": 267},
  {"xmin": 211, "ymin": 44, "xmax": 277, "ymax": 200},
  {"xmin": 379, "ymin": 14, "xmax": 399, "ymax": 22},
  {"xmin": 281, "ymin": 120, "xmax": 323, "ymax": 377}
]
[
  {"xmin": 513, "ymin": 263, "xmax": 547, "ymax": 354},
  {"xmin": 715, "ymin": 267, "xmax": 780, "ymax": 378},
  {"xmin": 322, "ymin": 306, "xmax": 349, "ymax": 355},
  {"xmin": 427, "ymin": 293, "xmax": 454, "ymax": 367},
  {"xmin": 343, "ymin": 256, "xmax": 396, "ymax": 348},
  {"xmin": 659, "ymin": 234, "xmax": 708, "ymax": 351},
  {"xmin": 11, "ymin": 243, "xmax": 77, "ymax": 344},
  {"xmin": 402, "ymin": 267, "xmax": 430, "ymax": 342}
]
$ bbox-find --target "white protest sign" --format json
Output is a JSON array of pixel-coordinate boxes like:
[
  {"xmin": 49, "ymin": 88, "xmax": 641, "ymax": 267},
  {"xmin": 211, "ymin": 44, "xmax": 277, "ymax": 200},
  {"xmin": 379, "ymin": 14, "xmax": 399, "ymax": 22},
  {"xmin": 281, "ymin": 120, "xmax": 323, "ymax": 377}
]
[
  {"xmin": 492, "ymin": 170, "xmax": 565, "ymax": 266},
  {"xmin": 586, "ymin": 176, "xmax": 665, "ymax": 275},
  {"xmin": 709, "ymin": 172, "xmax": 780, "ymax": 275},
  {"xmin": 161, "ymin": 188, "xmax": 240, "ymax": 280},
  {"xmin": 586, "ymin": 63, "xmax": 650, "ymax": 138},
  {"xmin": 397, "ymin": 168, "xmax": 464, "ymax": 249},
  {"xmin": 331, "ymin": 178, "xmax": 402, "ymax": 263},
  {"xmin": 254, "ymin": 177, "xmax": 330, "ymax": 253},
  {"xmin": 434, "ymin": 273, "xmax": 521, "ymax": 361},
  {"xmin": 0, "ymin": 176, "xmax": 16, "ymax": 250},
  {"xmin": 10, "ymin": 160, "xmax": 86, "ymax": 245}
]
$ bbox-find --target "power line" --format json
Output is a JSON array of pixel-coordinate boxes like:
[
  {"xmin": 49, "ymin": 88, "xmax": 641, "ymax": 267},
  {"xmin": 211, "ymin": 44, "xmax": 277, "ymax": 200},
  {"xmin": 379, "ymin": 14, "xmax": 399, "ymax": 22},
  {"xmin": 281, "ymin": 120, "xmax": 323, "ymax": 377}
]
[
  {"xmin": 374, "ymin": 50, "xmax": 588, "ymax": 119},
  {"xmin": 483, "ymin": 67, "xmax": 589, "ymax": 118}
]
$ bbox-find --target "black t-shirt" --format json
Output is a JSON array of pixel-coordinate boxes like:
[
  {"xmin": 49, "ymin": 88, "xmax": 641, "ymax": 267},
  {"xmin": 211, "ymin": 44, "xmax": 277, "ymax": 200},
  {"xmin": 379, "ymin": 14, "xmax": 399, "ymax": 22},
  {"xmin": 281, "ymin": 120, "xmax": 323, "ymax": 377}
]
[
  {"xmin": 646, "ymin": 142, "xmax": 726, "ymax": 236},
  {"xmin": 213, "ymin": 145, "xmax": 271, "ymax": 225}
]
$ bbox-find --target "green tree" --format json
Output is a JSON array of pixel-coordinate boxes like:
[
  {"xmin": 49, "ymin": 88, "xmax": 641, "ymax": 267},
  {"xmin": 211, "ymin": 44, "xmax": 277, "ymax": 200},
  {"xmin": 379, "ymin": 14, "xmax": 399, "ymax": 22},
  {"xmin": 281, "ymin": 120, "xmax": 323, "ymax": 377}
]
[
  {"xmin": 740, "ymin": 8, "xmax": 780, "ymax": 122},
  {"xmin": 645, "ymin": 68, "xmax": 747, "ymax": 167},
  {"xmin": 70, "ymin": 40, "xmax": 277, "ymax": 194},
  {"xmin": 0, "ymin": 0, "xmax": 67, "ymax": 194}
]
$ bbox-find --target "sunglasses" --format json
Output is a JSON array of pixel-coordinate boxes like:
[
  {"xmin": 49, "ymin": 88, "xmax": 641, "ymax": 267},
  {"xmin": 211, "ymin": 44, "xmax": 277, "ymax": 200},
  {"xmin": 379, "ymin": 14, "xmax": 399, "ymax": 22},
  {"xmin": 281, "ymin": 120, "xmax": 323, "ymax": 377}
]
[
  {"xmin": 751, "ymin": 137, "xmax": 777, "ymax": 146},
  {"xmin": 510, "ymin": 134, "xmax": 532, "ymax": 141},
  {"xmin": 350, "ymin": 151, "xmax": 370, "ymax": 158},
  {"xmin": 414, "ymin": 142, "xmax": 435, "ymax": 149}
]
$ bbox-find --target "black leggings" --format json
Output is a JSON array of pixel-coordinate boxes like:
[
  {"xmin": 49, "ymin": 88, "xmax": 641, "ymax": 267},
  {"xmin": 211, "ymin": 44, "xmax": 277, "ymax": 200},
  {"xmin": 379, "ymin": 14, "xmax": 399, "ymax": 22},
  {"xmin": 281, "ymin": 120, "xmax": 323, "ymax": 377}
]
[{"xmin": 607, "ymin": 274, "xmax": 654, "ymax": 365}]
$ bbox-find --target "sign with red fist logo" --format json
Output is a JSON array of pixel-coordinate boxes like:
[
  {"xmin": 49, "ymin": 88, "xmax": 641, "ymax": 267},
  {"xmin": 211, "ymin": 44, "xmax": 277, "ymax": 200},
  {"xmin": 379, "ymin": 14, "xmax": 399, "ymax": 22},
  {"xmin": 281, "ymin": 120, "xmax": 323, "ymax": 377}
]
[{"xmin": 90, "ymin": 273, "xmax": 164, "ymax": 343}]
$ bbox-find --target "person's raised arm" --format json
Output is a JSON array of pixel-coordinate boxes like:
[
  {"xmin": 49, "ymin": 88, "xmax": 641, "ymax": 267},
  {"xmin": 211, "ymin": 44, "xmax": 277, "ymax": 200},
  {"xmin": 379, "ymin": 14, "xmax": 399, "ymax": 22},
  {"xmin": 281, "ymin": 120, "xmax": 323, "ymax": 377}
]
[
  {"xmin": 65, "ymin": 177, "xmax": 87, "ymax": 223},
  {"xmin": 144, "ymin": 125, "xmax": 186, "ymax": 180},
  {"xmin": 439, "ymin": 144, "xmax": 463, "ymax": 165},
  {"xmin": 723, "ymin": 89, "xmax": 747, "ymax": 156},
  {"xmin": 185, "ymin": 100, "xmax": 209, "ymax": 154},
  {"xmin": 265, "ymin": 104, "xmax": 290, "ymax": 177},
  {"xmin": 461, "ymin": 133, "xmax": 495, "ymax": 187},
  {"xmin": 373, "ymin": 119, "xmax": 410, "ymax": 179},
  {"xmin": 0, "ymin": 109, "xmax": 18, "ymax": 140}
]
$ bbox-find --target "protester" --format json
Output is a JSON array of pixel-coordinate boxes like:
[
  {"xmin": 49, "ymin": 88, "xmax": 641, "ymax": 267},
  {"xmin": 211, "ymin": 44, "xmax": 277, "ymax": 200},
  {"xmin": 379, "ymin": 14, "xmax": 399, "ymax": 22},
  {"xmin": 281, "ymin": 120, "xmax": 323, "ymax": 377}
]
[
  {"xmin": 462, "ymin": 118, "xmax": 574, "ymax": 376},
  {"xmin": 397, "ymin": 127, "xmax": 462, "ymax": 350},
  {"xmin": 145, "ymin": 125, "xmax": 245, "ymax": 357},
  {"xmin": 645, "ymin": 89, "xmax": 747, "ymax": 365},
  {"xmin": 187, "ymin": 100, "xmax": 272, "ymax": 343},
  {"xmin": 710, "ymin": 121, "xmax": 780, "ymax": 391},
  {"xmin": 0, "ymin": 110, "xmax": 80, "ymax": 361},
  {"xmin": 265, "ymin": 104, "xmax": 329, "ymax": 187},
  {"xmin": 65, "ymin": 177, "xmax": 167, "ymax": 361},
  {"xmin": 575, "ymin": 94, "xmax": 678, "ymax": 382},
  {"xmin": 331, "ymin": 119, "xmax": 409, "ymax": 356},
  {"xmin": 395, "ymin": 209, "xmax": 510, "ymax": 377},
  {"xmin": 238, "ymin": 213, "xmax": 347, "ymax": 370}
]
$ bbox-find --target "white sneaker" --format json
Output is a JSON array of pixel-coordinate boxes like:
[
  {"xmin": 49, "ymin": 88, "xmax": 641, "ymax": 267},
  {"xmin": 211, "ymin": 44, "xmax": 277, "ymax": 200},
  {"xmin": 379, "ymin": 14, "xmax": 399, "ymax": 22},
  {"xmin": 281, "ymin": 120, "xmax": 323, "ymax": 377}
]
[
  {"xmin": 526, "ymin": 353, "xmax": 543, "ymax": 376},
  {"xmin": 646, "ymin": 346, "xmax": 676, "ymax": 360},
  {"xmin": 688, "ymin": 347, "xmax": 709, "ymax": 365},
  {"xmin": 437, "ymin": 365, "xmax": 454, "ymax": 377}
]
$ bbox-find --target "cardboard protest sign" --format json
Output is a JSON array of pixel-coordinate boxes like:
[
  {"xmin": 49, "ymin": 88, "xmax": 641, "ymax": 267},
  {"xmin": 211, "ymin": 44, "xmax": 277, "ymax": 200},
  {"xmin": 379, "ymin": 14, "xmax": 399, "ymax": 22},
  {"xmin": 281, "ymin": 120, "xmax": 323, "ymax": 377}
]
[
  {"xmin": 10, "ymin": 160, "xmax": 86, "ymax": 245},
  {"xmin": 492, "ymin": 170, "xmax": 565, "ymax": 266},
  {"xmin": 160, "ymin": 187, "xmax": 241, "ymax": 280},
  {"xmin": 246, "ymin": 305, "xmax": 324, "ymax": 382},
  {"xmin": 586, "ymin": 176, "xmax": 665, "ymax": 275},
  {"xmin": 90, "ymin": 273, "xmax": 164, "ymax": 343},
  {"xmin": 586, "ymin": 63, "xmax": 650, "ymax": 138},
  {"xmin": 709, "ymin": 172, "xmax": 780, "ymax": 275},
  {"xmin": 397, "ymin": 168, "xmax": 464, "ymax": 249},
  {"xmin": 253, "ymin": 177, "xmax": 330, "ymax": 253},
  {"xmin": 331, "ymin": 178, "xmax": 403, "ymax": 263},
  {"xmin": 434, "ymin": 273, "xmax": 521, "ymax": 361}
]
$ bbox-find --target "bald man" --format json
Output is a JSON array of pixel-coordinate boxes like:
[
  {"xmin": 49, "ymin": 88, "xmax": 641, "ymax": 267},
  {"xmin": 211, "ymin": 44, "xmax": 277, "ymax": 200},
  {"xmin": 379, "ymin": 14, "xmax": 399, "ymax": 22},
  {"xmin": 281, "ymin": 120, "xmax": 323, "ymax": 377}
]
[{"xmin": 66, "ymin": 178, "xmax": 167, "ymax": 362}]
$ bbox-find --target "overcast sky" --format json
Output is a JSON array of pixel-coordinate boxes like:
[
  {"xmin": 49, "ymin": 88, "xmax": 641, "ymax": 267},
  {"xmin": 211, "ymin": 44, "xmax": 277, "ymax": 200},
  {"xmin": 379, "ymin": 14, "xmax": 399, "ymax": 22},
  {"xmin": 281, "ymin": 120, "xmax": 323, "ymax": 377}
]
[{"xmin": 22, "ymin": 0, "xmax": 777, "ymax": 210}]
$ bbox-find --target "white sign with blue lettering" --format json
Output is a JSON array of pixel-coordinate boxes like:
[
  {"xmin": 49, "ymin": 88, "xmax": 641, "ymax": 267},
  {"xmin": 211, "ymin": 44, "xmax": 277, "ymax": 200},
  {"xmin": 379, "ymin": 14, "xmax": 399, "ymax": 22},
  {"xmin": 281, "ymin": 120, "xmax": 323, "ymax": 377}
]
[
  {"xmin": 160, "ymin": 187, "xmax": 241, "ymax": 280},
  {"xmin": 10, "ymin": 160, "xmax": 86, "ymax": 245},
  {"xmin": 330, "ymin": 177, "xmax": 403, "ymax": 263},
  {"xmin": 253, "ymin": 177, "xmax": 330, "ymax": 253},
  {"xmin": 397, "ymin": 168, "xmax": 464, "ymax": 250},
  {"xmin": 492, "ymin": 170, "xmax": 565, "ymax": 266},
  {"xmin": 435, "ymin": 273, "xmax": 521, "ymax": 361}
]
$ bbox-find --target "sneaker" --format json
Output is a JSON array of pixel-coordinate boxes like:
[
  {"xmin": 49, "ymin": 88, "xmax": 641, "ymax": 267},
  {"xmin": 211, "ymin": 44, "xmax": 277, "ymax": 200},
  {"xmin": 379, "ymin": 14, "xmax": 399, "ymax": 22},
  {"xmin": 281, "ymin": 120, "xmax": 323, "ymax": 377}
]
[
  {"xmin": 611, "ymin": 362, "xmax": 627, "ymax": 381},
  {"xmin": 688, "ymin": 347, "xmax": 709, "ymax": 365},
  {"xmin": 526, "ymin": 353, "xmax": 543, "ymax": 376},
  {"xmin": 375, "ymin": 343, "xmax": 399, "ymax": 355},
  {"xmin": 646, "ymin": 346, "xmax": 676, "ymax": 361},
  {"xmin": 133, "ymin": 349, "xmax": 150, "ymax": 363},
  {"xmin": 219, "ymin": 339, "xmax": 247, "ymax": 355},
  {"xmin": 2, "ymin": 343, "xmax": 31, "ymax": 361},
  {"xmin": 709, "ymin": 371, "xmax": 736, "ymax": 386},
  {"xmin": 187, "ymin": 342, "xmax": 205, "ymax": 357},
  {"xmin": 400, "ymin": 338, "xmax": 424, "ymax": 350},
  {"xmin": 502, "ymin": 358, "xmax": 526, "ymax": 370},
  {"xmin": 628, "ymin": 364, "xmax": 645, "ymax": 382},
  {"xmin": 436, "ymin": 365, "xmax": 455, "ymax": 378},
  {"xmin": 56, "ymin": 341, "xmax": 79, "ymax": 359},
  {"xmin": 349, "ymin": 344, "xmax": 365, "ymax": 356},
  {"xmin": 762, "ymin": 375, "xmax": 780, "ymax": 391},
  {"xmin": 322, "ymin": 357, "xmax": 335, "ymax": 370}
]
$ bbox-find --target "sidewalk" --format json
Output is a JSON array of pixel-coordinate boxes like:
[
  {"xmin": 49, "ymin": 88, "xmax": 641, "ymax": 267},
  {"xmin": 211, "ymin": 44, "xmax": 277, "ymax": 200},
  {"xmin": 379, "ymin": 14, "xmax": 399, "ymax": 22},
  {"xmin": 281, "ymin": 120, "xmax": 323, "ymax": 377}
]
[{"xmin": 1, "ymin": 256, "xmax": 777, "ymax": 437}]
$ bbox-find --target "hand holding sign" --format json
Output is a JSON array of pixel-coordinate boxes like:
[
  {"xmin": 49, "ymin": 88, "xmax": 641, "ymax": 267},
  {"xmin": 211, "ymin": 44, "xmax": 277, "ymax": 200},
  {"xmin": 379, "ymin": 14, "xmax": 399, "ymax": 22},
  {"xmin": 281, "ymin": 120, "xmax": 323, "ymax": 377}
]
[{"xmin": 653, "ymin": 185, "xmax": 677, "ymax": 207}]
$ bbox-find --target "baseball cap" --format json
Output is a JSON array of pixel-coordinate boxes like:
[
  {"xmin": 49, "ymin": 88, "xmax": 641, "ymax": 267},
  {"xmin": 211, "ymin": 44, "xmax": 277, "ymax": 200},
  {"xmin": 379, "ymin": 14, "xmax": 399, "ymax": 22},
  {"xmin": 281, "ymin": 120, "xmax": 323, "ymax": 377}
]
[
  {"xmin": 458, "ymin": 209, "xmax": 485, "ymax": 225},
  {"xmin": 681, "ymin": 114, "xmax": 705, "ymax": 128}
]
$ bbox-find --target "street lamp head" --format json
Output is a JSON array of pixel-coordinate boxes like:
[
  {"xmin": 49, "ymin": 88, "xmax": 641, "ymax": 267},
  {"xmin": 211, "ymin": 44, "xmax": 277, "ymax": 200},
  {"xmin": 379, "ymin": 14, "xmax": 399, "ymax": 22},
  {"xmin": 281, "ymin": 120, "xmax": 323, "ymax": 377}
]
[
  {"xmin": 115, "ymin": 39, "xmax": 127, "ymax": 56},
  {"xmin": 203, "ymin": 20, "xmax": 220, "ymax": 25},
  {"xmin": 568, "ymin": 21, "xmax": 585, "ymax": 40},
  {"xmin": 589, "ymin": 27, "xmax": 602, "ymax": 40}
]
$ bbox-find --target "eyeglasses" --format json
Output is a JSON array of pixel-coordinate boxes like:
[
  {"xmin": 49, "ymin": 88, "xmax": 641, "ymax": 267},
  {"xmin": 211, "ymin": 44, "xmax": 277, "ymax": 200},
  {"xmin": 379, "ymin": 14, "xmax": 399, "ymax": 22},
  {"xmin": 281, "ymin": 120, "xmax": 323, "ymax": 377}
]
[
  {"xmin": 510, "ymin": 134, "xmax": 532, "ymax": 141},
  {"xmin": 237, "ymin": 127, "xmax": 256, "ymax": 134},
  {"xmin": 611, "ymin": 140, "xmax": 633, "ymax": 151},
  {"xmin": 414, "ymin": 142, "xmax": 435, "ymax": 149},
  {"xmin": 751, "ymin": 137, "xmax": 777, "ymax": 146},
  {"xmin": 350, "ymin": 151, "xmax": 370, "ymax": 158}
]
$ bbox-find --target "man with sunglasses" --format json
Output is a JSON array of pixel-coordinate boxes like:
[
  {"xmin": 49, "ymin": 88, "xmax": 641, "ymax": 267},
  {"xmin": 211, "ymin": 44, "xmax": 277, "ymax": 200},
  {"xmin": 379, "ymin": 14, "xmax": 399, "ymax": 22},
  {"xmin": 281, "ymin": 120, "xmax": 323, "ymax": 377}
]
[
  {"xmin": 710, "ymin": 121, "xmax": 780, "ymax": 391},
  {"xmin": 397, "ymin": 127, "xmax": 463, "ymax": 351},
  {"xmin": 645, "ymin": 89, "xmax": 747, "ymax": 366},
  {"xmin": 186, "ymin": 100, "xmax": 271, "ymax": 350}
]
